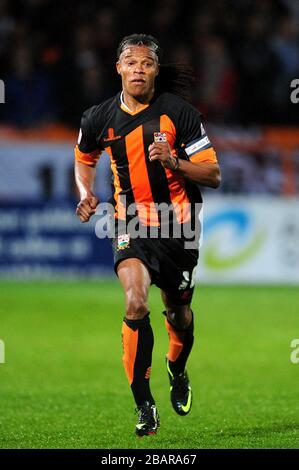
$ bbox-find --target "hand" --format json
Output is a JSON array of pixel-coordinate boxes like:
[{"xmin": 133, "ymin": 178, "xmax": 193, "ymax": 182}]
[
  {"xmin": 148, "ymin": 142, "xmax": 179, "ymax": 170},
  {"xmin": 76, "ymin": 195, "xmax": 99, "ymax": 223}
]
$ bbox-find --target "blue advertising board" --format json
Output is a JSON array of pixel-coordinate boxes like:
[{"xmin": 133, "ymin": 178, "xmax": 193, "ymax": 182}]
[{"xmin": 0, "ymin": 202, "xmax": 114, "ymax": 278}]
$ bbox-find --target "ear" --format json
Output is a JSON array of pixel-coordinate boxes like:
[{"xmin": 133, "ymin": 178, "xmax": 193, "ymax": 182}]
[
  {"xmin": 155, "ymin": 63, "xmax": 160, "ymax": 77},
  {"xmin": 116, "ymin": 61, "xmax": 121, "ymax": 75}
]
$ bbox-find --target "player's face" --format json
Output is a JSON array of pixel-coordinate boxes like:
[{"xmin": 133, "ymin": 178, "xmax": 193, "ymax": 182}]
[{"xmin": 116, "ymin": 46, "xmax": 159, "ymax": 99}]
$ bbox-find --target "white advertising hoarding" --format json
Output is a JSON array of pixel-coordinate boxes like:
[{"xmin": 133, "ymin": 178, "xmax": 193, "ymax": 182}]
[
  {"xmin": 198, "ymin": 196, "xmax": 299, "ymax": 284},
  {"xmin": 1, "ymin": 141, "xmax": 299, "ymax": 283}
]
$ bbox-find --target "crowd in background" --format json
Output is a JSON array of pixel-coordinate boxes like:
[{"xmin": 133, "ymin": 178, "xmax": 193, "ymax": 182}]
[
  {"xmin": 0, "ymin": 0, "xmax": 298, "ymax": 196},
  {"xmin": 0, "ymin": 0, "xmax": 299, "ymax": 128}
]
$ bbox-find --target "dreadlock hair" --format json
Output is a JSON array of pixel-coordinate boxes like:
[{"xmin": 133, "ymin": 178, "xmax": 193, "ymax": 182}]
[
  {"xmin": 156, "ymin": 63, "xmax": 195, "ymax": 102},
  {"xmin": 117, "ymin": 33, "xmax": 195, "ymax": 102}
]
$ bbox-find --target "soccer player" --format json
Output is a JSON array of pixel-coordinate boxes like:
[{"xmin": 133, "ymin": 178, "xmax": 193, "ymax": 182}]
[{"xmin": 74, "ymin": 34, "xmax": 220, "ymax": 436}]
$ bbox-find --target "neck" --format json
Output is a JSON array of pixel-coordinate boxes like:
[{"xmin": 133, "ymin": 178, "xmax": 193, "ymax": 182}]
[{"xmin": 121, "ymin": 89, "xmax": 154, "ymax": 113}]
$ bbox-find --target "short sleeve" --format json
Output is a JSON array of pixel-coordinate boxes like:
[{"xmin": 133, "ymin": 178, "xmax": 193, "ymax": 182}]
[
  {"xmin": 178, "ymin": 104, "xmax": 218, "ymax": 164},
  {"xmin": 74, "ymin": 107, "xmax": 102, "ymax": 167}
]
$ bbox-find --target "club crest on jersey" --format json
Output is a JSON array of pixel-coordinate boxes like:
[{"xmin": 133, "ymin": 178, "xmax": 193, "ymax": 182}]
[
  {"xmin": 154, "ymin": 132, "xmax": 167, "ymax": 143},
  {"xmin": 117, "ymin": 234, "xmax": 130, "ymax": 251}
]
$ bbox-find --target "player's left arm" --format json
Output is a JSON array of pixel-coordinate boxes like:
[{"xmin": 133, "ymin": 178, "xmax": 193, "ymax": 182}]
[
  {"xmin": 173, "ymin": 157, "xmax": 221, "ymax": 188},
  {"xmin": 148, "ymin": 100, "xmax": 221, "ymax": 189},
  {"xmin": 148, "ymin": 142, "xmax": 220, "ymax": 188}
]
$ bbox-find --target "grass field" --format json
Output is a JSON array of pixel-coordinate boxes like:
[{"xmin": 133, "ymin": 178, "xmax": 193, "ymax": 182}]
[{"xmin": 0, "ymin": 281, "xmax": 298, "ymax": 449}]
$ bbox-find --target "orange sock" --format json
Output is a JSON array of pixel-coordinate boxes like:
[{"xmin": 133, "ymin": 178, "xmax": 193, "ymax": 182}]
[
  {"xmin": 165, "ymin": 311, "xmax": 194, "ymax": 375},
  {"xmin": 165, "ymin": 318, "xmax": 185, "ymax": 362},
  {"xmin": 121, "ymin": 314, "xmax": 155, "ymax": 406},
  {"xmin": 122, "ymin": 321, "xmax": 139, "ymax": 386}
]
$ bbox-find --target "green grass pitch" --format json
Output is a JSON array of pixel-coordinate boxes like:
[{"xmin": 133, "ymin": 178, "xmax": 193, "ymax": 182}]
[{"xmin": 0, "ymin": 281, "xmax": 298, "ymax": 449}]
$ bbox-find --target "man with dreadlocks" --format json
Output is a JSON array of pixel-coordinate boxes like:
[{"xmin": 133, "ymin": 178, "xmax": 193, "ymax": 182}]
[{"xmin": 74, "ymin": 33, "xmax": 221, "ymax": 437}]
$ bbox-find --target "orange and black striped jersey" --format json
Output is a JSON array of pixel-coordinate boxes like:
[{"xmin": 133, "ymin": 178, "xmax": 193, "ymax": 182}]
[{"xmin": 75, "ymin": 91, "xmax": 218, "ymax": 226}]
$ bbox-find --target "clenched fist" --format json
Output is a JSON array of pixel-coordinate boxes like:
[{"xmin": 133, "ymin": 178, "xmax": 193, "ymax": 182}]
[
  {"xmin": 148, "ymin": 141, "xmax": 179, "ymax": 170},
  {"xmin": 76, "ymin": 195, "xmax": 99, "ymax": 223}
]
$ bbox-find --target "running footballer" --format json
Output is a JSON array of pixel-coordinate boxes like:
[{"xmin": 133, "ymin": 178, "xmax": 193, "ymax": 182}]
[{"xmin": 74, "ymin": 33, "xmax": 221, "ymax": 437}]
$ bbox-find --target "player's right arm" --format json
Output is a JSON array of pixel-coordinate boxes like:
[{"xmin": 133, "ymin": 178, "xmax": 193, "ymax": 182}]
[
  {"xmin": 75, "ymin": 161, "xmax": 98, "ymax": 223},
  {"xmin": 74, "ymin": 108, "xmax": 102, "ymax": 223}
]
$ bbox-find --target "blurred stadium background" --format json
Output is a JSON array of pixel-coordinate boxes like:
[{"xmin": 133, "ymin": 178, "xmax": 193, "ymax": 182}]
[{"xmin": 0, "ymin": 0, "xmax": 298, "ymax": 449}]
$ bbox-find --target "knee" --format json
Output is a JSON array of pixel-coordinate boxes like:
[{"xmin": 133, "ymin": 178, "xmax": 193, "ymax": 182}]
[
  {"xmin": 166, "ymin": 306, "xmax": 192, "ymax": 330},
  {"xmin": 125, "ymin": 289, "xmax": 148, "ymax": 320}
]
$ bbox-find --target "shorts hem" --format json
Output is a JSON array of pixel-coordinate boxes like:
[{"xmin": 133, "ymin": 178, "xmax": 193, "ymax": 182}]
[{"xmin": 114, "ymin": 255, "xmax": 157, "ymax": 283}]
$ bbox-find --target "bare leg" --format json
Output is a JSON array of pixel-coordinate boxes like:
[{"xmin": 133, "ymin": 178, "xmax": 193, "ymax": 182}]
[
  {"xmin": 161, "ymin": 290, "xmax": 194, "ymax": 375},
  {"xmin": 117, "ymin": 258, "xmax": 155, "ymax": 406}
]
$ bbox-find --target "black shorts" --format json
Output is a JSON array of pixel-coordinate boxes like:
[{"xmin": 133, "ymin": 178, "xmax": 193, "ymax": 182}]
[{"xmin": 111, "ymin": 228, "xmax": 199, "ymax": 306}]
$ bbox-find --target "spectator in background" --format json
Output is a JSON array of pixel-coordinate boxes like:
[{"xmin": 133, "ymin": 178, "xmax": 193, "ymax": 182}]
[
  {"xmin": 0, "ymin": 0, "xmax": 14, "ymax": 70},
  {"xmin": 94, "ymin": 6, "xmax": 118, "ymax": 57},
  {"xmin": 281, "ymin": 0, "xmax": 299, "ymax": 22},
  {"xmin": 193, "ymin": 35, "xmax": 237, "ymax": 123},
  {"xmin": 94, "ymin": 6, "xmax": 120, "ymax": 92},
  {"xmin": 0, "ymin": 0, "xmax": 299, "ymax": 127},
  {"xmin": 149, "ymin": 0, "xmax": 183, "ymax": 50},
  {"xmin": 217, "ymin": 150, "xmax": 262, "ymax": 194},
  {"xmin": 261, "ymin": 150, "xmax": 283, "ymax": 194},
  {"xmin": 3, "ymin": 43, "xmax": 59, "ymax": 127},
  {"xmin": 169, "ymin": 43, "xmax": 193, "ymax": 66},
  {"xmin": 61, "ymin": 23, "xmax": 113, "ymax": 126},
  {"xmin": 80, "ymin": 63, "xmax": 107, "ymax": 109},
  {"xmin": 271, "ymin": 15, "xmax": 299, "ymax": 123},
  {"xmin": 235, "ymin": 12, "xmax": 279, "ymax": 125}
]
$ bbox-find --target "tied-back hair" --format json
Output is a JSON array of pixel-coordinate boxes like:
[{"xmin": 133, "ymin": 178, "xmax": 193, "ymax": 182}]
[
  {"xmin": 156, "ymin": 63, "xmax": 195, "ymax": 102},
  {"xmin": 117, "ymin": 33, "xmax": 195, "ymax": 102}
]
